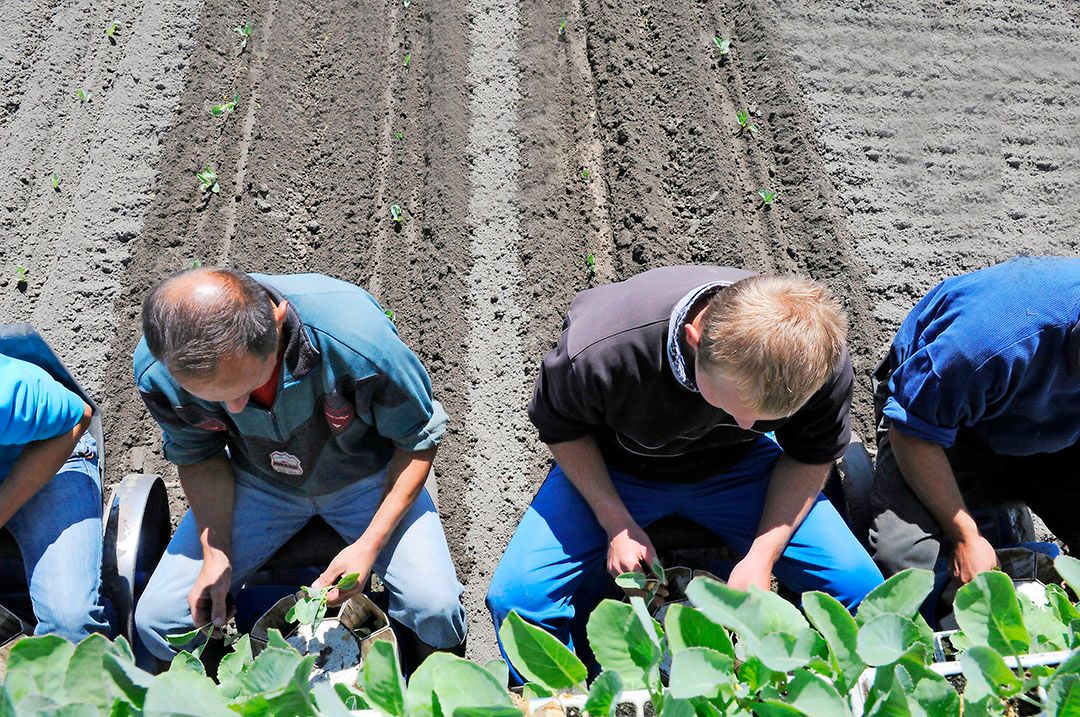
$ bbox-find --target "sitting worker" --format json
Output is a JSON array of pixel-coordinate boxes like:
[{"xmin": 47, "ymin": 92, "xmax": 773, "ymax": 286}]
[
  {"xmin": 487, "ymin": 265, "xmax": 883, "ymax": 673},
  {"xmin": 0, "ymin": 350, "xmax": 108, "ymax": 641},
  {"xmin": 133, "ymin": 268, "xmax": 465, "ymax": 662},
  {"xmin": 870, "ymin": 256, "xmax": 1080, "ymax": 623}
]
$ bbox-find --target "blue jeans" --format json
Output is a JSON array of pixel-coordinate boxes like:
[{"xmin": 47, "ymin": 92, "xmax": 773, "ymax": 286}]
[
  {"xmin": 486, "ymin": 437, "xmax": 882, "ymax": 678},
  {"xmin": 4, "ymin": 433, "xmax": 109, "ymax": 642},
  {"xmin": 135, "ymin": 468, "xmax": 466, "ymax": 661}
]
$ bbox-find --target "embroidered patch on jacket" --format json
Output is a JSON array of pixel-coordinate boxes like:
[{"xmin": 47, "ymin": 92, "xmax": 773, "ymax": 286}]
[
  {"xmin": 269, "ymin": 451, "xmax": 304, "ymax": 476},
  {"xmin": 321, "ymin": 390, "xmax": 355, "ymax": 434}
]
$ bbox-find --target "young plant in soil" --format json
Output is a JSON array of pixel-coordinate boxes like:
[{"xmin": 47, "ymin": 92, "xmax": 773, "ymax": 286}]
[
  {"xmin": 384, "ymin": 308, "xmax": 396, "ymax": 323},
  {"xmin": 395, "ymin": 130, "xmax": 405, "ymax": 141},
  {"xmin": 104, "ymin": 20, "xmax": 120, "ymax": 43},
  {"xmin": 15, "ymin": 265, "xmax": 28, "ymax": 292},
  {"xmin": 581, "ymin": 167, "xmax": 591, "ymax": 181},
  {"xmin": 713, "ymin": 36, "xmax": 731, "ymax": 57},
  {"xmin": 234, "ymin": 21, "xmax": 253, "ymax": 51},
  {"xmin": 189, "ymin": 259, "xmax": 203, "ymax": 269},
  {"xmin": 390, "ymin": 204, "xmax": 404, "ymax": 224},
  {"xmin": 736, "ymin": 110, "xmax": 759, "ymax": 137},
  {"xmin": 558, "ymin": 18, "xmax": 568, "ymax": 38},
  {"xmin": 758, "ymin": 188, "xmax": 780, "ymax": 206},
  {"xmin": 50, "ymin": 173, "xmax": 60, "ymax": 192},
  {"xmin": 196, "ymin": 165, "xmax": 221, "ymax": 194},
  {"xmin": 403, "ymin": 52, "xmax": 412, "ymax": 69},
  {"xmin": 585, "ymin": 253, "xmax": 596, "ymax": 281},
  {"xmin": 209, "ymin": 92, "xmax": 240, "ymax": 116},
  {"xmin": 76, "ymin": 88, "xmax": 90, "ymax": 103}
]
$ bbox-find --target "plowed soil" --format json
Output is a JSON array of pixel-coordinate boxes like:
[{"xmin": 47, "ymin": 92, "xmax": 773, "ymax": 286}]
[{"xmin": 2, "ymin": 0, "xmax": 1078, "ymax": 659}]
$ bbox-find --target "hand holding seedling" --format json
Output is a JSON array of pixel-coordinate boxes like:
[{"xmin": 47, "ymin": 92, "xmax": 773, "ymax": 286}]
[
  {"xmin": 606, "ymin": 519, "xmax": 660, "ymax": 580},
  {"xmin": 314, "ymin": 540, "xmax": 378, "ymax": 607},
  {"xmin": 615, "ymin": 557, "xmax": 669, "ymax": 607},
  {"xmin": 188, "ymin": 549, "xmax": 233, "ymax": 634}
]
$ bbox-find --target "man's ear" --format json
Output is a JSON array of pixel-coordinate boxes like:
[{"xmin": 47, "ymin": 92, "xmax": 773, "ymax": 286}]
[
  {"xmin": 273, "ymin": 299, "xmax": 289, "ymax": 327},
  {"xmin": 684, "ymin": 322, "xmax": 702, "ymax": 351}
]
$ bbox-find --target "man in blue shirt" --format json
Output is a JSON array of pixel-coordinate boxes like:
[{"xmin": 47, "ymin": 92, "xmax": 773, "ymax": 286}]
[
  {"xmin": 870, "ymin": 257, "xmax": 1080, "ymax": 618},
  {"xmin": 0, "ymin": 352, "xmax": 108, "ymax": 642},
  {"xmin": 133, "ymin": 267, "xmax": 466, "ymax": 662}
]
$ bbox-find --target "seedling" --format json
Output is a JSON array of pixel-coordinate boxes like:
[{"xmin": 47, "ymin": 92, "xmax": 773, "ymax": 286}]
[
  {"xmin": 614, "ymin": 558, "xmax": 668, "ymax": 605},
  {"xmin": 713, "ymin": 36, "xmax": 731, "ymax": 56},
  {"xmin": 390, "ymin": 204, "xmax": 403, "ymax": 223},
  {"xmin": 234, "ymin": 21, "xmax": 253, "ymax": 50},
  {"xmin": 758, "ymin": 188, "xmax": 780, "ymax": 206},
  {"xmin": 384, "ymin": 308, "xmax": 395, "ymax": 322},
  {"xmin": 580, "ymin": 167, "xmax": 591, "ymax": 181},
  {"xmin": 395, "ymin": 130, "xmax": 404, "ymax": 141},
  {"xmin": 403, "ymin": 0, "xmax": 411, "ymax": 6},
  {"xmin": 15, "ymin": 266, "xmax": 28, "ymax": 290},
  {"xmin": 76, "ymin": 88, "xmax": 90, "ymax": 103},
  {"xmin": 558, "ymin": 18, "xmax": 568, "ymax": 37},
  {"xmin": 209, "ymin": 92, "xmax": 239, "ymax": 116},
  {"xmin": 50, "ymin": 173, "xmax": 60, "ymax": 192},
  {"xmin": 196, "ymin": 165, "xmax": 220, "ymax": 194},
  {"xmin": 403, "ymin": 52, "xmax": 412, "ymax": 68},
  {"xmin": 736, "ymin": 109, "xmax": 759, "ymax": 136},
  {"xmin": 104, "ymin": 20, "xmax": 120, "ymax": 41},
  {"xmin": 585, "ymin": 253, "xmax": 596, "ymax": 280},
  {"xmin": 190, "ymin": 259, "xmax": 203, "ymax": 269},
  {"xmin": 285, "ymin": 572, "xmax": 362, "ymax": 630}
]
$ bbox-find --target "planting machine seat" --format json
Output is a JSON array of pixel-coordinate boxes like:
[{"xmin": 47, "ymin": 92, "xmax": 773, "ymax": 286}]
[{"xmin": 0, "ymin": 325, "xmax": 108, "ymax": 624}]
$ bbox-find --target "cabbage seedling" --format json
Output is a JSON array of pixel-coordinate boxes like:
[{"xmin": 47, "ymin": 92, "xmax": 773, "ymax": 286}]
[
  {"xmin": 15, "ymin": 266, "xmax": 28, "ymax": 289},
  {"xmin": 581, "ymin": 167, "xmax": 591, "ymax": 181},
  {"xmin": 196, "ymin": 165, "xmax": 220, "ymax": 194},
  {"xmin": 390, "ymin": 204, "xmax": 403, "ymax": 223},
  {"xmin": 713, "ymin": 36, "xmax": 731, "ymax": 55},
  {"xmin": 585, "ymin": 253, "xmax": 596, "ymax": 280},
  {"xmin": 286, "ymin": 572, "xmax": 362, "ymax": 630},
  {"xmin": 403, "ymin": 52, "xmax": 412, "ymax": 68},
  {"xmin": 384, "ymin": 308, "xmax": 395, "ymax": 322},
  {"xmin": 104, "ymin": 20, "xmax": 120, "ymax": 41},
  {"xmin": 758, "ymin": 188, "xmax": 779, "ymax": 206},
  {"xmin": 395, "ymin": 130, "xmax": 404, "ymax": 141},
  {"xmin": 50, "ymin": 173, "xmax": 60, "ymax": 192},
  {"xmin": 558, "ymin": 18, "xmax": 568, "ymax": 37},
  {"xmin": 234, "ymin": 21, "xmax": 253, "ymax": 50},
  {"xmin": 736, "ymin": 110, "xmax": 758, "ymax": 136},
  {"xmin": 76, "ymin": 88, "xmax": 90, "ymax": 103},
  {"xmin": 209, "ymin": 92, "xmax": 239, "ymax": 116}
]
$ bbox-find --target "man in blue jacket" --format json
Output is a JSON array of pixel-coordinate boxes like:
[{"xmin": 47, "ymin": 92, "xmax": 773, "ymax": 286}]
[
  {"xmin": 133, "ymin": 267, "xmax": 465, "ymax": 661},
  {"xmin": 0, "ymin": 352, "xmax": 106, "ymax": 642},
  {"xmin": 870, "ymin": 257, "xmax": 1080, "ymax": 617}
]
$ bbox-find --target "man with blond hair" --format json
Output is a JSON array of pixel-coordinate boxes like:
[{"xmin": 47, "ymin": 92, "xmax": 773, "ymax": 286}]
[{"xmin": 487, "ymin": 265, "xmax": 882, "ymax": 675}]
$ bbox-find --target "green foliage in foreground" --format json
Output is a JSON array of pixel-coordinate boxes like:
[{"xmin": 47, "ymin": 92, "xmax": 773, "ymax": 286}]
[{"xmin": 6, "ymin": 558, "xmax": 1080, "ymax": 715}]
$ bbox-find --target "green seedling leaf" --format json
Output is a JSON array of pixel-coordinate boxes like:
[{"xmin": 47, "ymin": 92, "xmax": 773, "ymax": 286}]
[
  {"xmin": 165, "ymin": 623, "xmax": 211, "ymax": 648},
  {"xmin": 667, "ymin": 647, "xmax": 734, "ymax": 699},
  {"xmin": 1044, "ymin": 673, "xmax": 1080, "ymax": 716},
  {"xmin": 586, "ymin": 599, "xmax": 661, "ymax": 690},
  {"xmin": 234, "ymin": 21, "xmax": 253, "ymax": 50},
  {"xmin": 313, "ymin": 681, "xmax": 356, "ymax": 717},
  {"xmin": 102, "ymin": 651, "xmax": 154, "ymax": 709},
  {"xmin": 659, "ymin": 697, "xmax": 695, "ymax": 717},
  {"xmin": 143, "ymin": 668, "xmax": 234, "ymax": 716},
  {"xmin": 432, "ymin": 657, "xmax": 516, "ymax": 717},
  {"xmin": 558, "ymin": 18, "xmax": 568, "ymax": 37},
  {"xmin": 499, "ymin": 610, "xmax": 587, "ymax": 692},
  {"xmin": 1047, "ymin": 583, "xmax": 1080, "ymax": 623},
  {"xmin": 404, "ymin": 52, "xmax": 412, "ymax": 68},
  {"xmin": 404, "ymin": 651, "xmax": 456, "ymax": 717},
  {"xmin": 384, "ymin": 308, "xmax": 396, "ymax": 322},
  {"xmin": 455, "ymin": 708, "xmax": 524, "ymax": 717},
  {"xmin": 105, "ymin": 21, "xmax": 120, "ymax": 39},
  {"xmin": 285, "ymin": 585, "xmax": 330, "ymax": 628},
  {"xmin": 960, "ymin": 645, "xmax": 1022, "ymax": 702},
  {"xmin": 757, "ymin": 188, "xmax": 779, "ymax": 205},
  {"xmin": 953, "ymin": 570, "xmax": 1030, "ymax": 656},
  {"xmin": 64, "ymin": 634, "xmax": 121, "ymax": 709},
  {"xmin": 713, "ymin": 37, "xmax": 731, "ymax": 55},
  {"xmin": 195, "ymin": 165, "xmax": 220, "ymax": 194},
  {"xmin": 76, "ymin": 88, "xmax": 90, "ymax": 103},
  {"xmin": 664, "ymin": 603, "xmax": 735, "ymax": 658},
  {"xmin": 581, "ymin": 167, "xmax": 591, "ymax": 180},
  {"xmin": 334, "ymin": 682, "xmax": 370, "ymax": 710},
  {"xmin": 335, "ymin": 571, "xmax": 361, "ymax": 592},
  {"xmin": 365, "ymin": 640, "xmax": 406, "ymax": 717},
  {"xmin": 391, "ymin": 204, "xmax": 404, "ymax": 222},
  {"xmin": 169, "ymin": 650, "xmax": 206, "ymax": 675},
  {"xmin": 755, "ymin": 627, "xmax": 825, "ymax": 673},
  {"xmin": 856, "ymin": 614, "xmax": 925, "ymax": 667},
  {"xmin": 396, "ymin": 130, "xmax": 405, "ymax": 141},
  {"xmin": 1057, "ymin": 555, "xmax": 1080, "ymax": 597},
  {"xmin": 483, "ymin": 658, "xmax": 510, "ymax": 687},
  {"xmin": 736, "ymin": 110, "xmax": 749, "ymax": 127},
  {"xmin": 209, "ymin": 92, "xmax": 239, "ymax": 115},
  {"xmin": 801, "ymin": 591, "xmax": 864, "ymax": 693},
  {"xmin": 4, "ymin": 635, "xmax": 74, "ymax": 703},
  {"xmin": 583, "ymin": 670, "xmax": 622, "ymax": 717},
  {"xmin": 16, "ymin": 265, "xmax": 28, "ymax": 285},
  {"xmin": 651, "ymin": 558, "xmax": 667, "ymax": 586},
  {"xmin": 615, "ymin": 572, "xmax": 648, "ymax": 591},
  {"xmin": 686, "ymin": 576, "xmax": 808, "ymax": 646},
  {"xmin": 781, "ymin": 669, "xmax": 849, "ymax": 717},
  {"xmin": 855, "ymin": 567, "xmax": 935, "ymax": 624},
  {"xmin": 50, "ymin": 173, "xmax": 60, "ymax": 191}
]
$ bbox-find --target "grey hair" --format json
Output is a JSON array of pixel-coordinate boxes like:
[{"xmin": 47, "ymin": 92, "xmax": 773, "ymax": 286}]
[{"xmin": 142, "ymin": 267, "xmax": 278, "ymax": 377}]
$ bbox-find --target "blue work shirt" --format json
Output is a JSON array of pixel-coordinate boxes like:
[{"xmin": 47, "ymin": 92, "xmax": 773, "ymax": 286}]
[
  {"xmin": 135, "ymin": 273, "xmax": 448, "ymax": 497},
  {"xmin": 0, "ymin": 353, "xmax": 86, "ymax": 481},
  {"xmin": 883, "ymin": 256, "xmax": 1080, "ymax": 455}
]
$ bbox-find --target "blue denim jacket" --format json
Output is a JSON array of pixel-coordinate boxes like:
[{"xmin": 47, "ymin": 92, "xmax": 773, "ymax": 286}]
[{"xmin": 134, "ymin": 273, "xmax": 447, "ymax": 496}]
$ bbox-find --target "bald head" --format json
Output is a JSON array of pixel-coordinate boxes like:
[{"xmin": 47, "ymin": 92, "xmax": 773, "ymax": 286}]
[{"xmin": 142, "ymin": 267, "xmax": 279, "ymax": 378}]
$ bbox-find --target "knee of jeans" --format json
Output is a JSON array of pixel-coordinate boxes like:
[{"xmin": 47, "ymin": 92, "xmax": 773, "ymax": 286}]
[
  {"xmin": 402, "ymin": 581, "xmax": 466, "ymax": 648},
  {"xmin": 833, "ymin": 555, "xmax": 885, "ymax": 610},
  {"xmin": 486, "ymin": 565, "xmax": 535, "ymax": 622},
  {"xmin": 34, "ymin": 597, "xmax": 103, "ymax": 643}
]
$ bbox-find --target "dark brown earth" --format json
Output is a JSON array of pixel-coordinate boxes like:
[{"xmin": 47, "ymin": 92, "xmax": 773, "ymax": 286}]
[{"xmin": 2, "ymin": 0, "xmax": 1078, "ymax": 660}]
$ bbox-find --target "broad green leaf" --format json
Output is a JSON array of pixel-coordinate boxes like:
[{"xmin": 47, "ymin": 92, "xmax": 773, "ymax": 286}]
[
  {"xmin": 1044, "ymin": 673, "xmax": 1080, "ymax": 717},
  {"xmin": 164, "ymin": 624, "xmax": 207, "ymax": 648},
  {"xmin": 260, "ymin": 654, "xmax": 319, "ymax": 717},
  {"xmin": 4, "ymin": 635, "xmax": 74, "ymax": 703},
  {"xmin": 217, "ymin": 634, "xmax": 254, "ymax": 698},
  {"xmin": 909, "ymin": 669, "xmax": 960, "ymax": 717},
  {"xmin": 802, "ymin": 591, "xmax": 865, "ymax": 692},
  {"xmin": 432, "ymin": 657, "xmax": 514, "ymax": 716},
  {"xmin": 615, "ymin": 573, "xmax": 648, "ymax": 591},
  {"xmin": 855, "ymin": 569, "xmax": 934, "ymax": 625},
  {"xmin": 142, "ymin": 669, "xmax": 233, "ymax": 716},
  {"xmin": 483, "ymin": 658, "xmax": 509, "ymax": 688},
  {"xmin": 498, "ymin": 611, "xmax": 587, "ymax": 691},
  {"xmin": 1047, "ymin": 583, "xmax": 1080, "ymax": 623},
  {"xmin": 453, "ymin": 708, "xmax": 523, "ymax": 717},
  {"xmin": 752, "ymin": 701, "xmax": 805, "ymax": 717},
  {"xmin": 102, "ymin": 652, "xmax": 154, "ymax": 709},
  {"xmin": 959, "ymin": 646, "xmax": 1021, "ymax": 702},
  {"xmin": 522, "ymin": 682, "xmax": 553, "ymax": 700},
  {"xmin": 784, "ymin": 669, "xmax": 849, "ymax": 717},
  {"xmin": 856, "ymin": 614, "xmax": 923, "ymax": 667},
  {"xmin": 63, "ymin": 634, "xmax": 120, "ymax": 708},
  {"xmin": 667, "ymin": 647, "xmax": 734, "ymax": 699},
  {"xmin": 334, "ymin": 682, "xmax": 370, "ymax": 709},
  {"xmin": 266, "ymin": 628, "xmax": 292, "ymax": 651},
  {"xmin": 1020, "ymin": 590, "xmax": 1067, "ymax": 651},
  {"xmin": 364, "ymin": 640, "xmax": 406, "ymax": 717},
  {"xmin": 336, "ymin": 572, "xmax": 361, "ymax": 592},
  {"xmin": 659, "ymin": 697, "xmax": 695, "ymax": 717},
  {"xmin": 404, "ymin": 651, "xmax": 455, "ymax": 717},
  {"xmin": 755, "ymin": 628, "xmax": 824, "ymax": 673},
  {"xmin": 961, "ymin": 695, "xmax": 1005, "ymax": 717},
  {"xmin": 313, "ymin": 682, "xmax": 354, "ymax": 717},
  {"xmin": 953, "ymin": 571, "xmax": 1030, "ymax": 655},
  {"xmin": 686, "ymin": 578, "xmax": 807, "ymax": 643},
  {"xmin": 585, "ymin": 599, "xmax": 661, "ymax": 689},
  {"xmin": 168, "ymin": 650, "xmax": 205, "ymax": 675},
  {"xmin": 1056, "ymin": 555, "xmax": 1080, "ymax": 596},
  {"xmin": 664, "ymin": 604, "xmax": 734, "ymax": 658},
  {"xmin": 737, "ymin": 656, "xmax": 783, "ymax": 694},
  {"xmin": 583, "ymin": 671, "xmax": 623, "ymax": 717},
  {"xmin": 238, "ymin": 647, "xmax": 303, "ymax": 696}
]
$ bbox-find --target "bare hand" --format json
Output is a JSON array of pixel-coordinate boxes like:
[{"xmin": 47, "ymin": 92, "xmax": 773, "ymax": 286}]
[
  {"xmin": 951, "ymin": 533, "xmax": 999, "ymax": 584},
  {"xmin": 314, "ymin": 541, "xmax": 378, "ymax": 605},
  {"xmin": 189, "ymin": 549, "xmax": 233, "ymax": 631},
  {"xmin": 726, "ymin": 556, "xmax": 773, "ymax": 592},
  {"xmin": 606, "ymin": 521, "xmax": 658, "ymax": 578}
]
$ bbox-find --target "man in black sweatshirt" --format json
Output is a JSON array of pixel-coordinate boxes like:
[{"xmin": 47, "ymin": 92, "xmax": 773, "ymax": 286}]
[{"xmin": 487, "ymin": 265, "xmax": 882, "ymax": 676}]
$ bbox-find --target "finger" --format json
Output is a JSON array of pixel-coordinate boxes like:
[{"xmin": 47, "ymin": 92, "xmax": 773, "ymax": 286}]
[
  {"xmin": 210, "ymin": 585, "xmax": 228, "ymax": 627},
  {"xmin": 314, "ymin": 564, "xmax": 343, "ymax": 591}
]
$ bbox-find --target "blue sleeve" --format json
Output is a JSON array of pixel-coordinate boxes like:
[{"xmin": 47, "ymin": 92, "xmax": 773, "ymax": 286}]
[
  {"xmin": 884, "ymin": 343, "xmax": 988, "ymax": 447},
  {"xmin": 0, "ymin": 357, "xmax": 85, "ymax": 447},
  {"xmin": 367, "ymin": 337, "xmax": 447, "ymax": 452}
]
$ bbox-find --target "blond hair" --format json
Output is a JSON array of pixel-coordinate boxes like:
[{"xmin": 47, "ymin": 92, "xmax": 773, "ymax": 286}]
[{"xmin": 697, "ymin": 275, "xmax": 847, "ymax": 416}]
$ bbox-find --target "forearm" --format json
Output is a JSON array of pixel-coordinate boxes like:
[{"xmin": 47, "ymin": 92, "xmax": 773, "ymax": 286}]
[
  {"xmin": 747, "ymin": 455, "xmax": 830, "ymax": 566},
  {"xmin": 357, "ymin": 446, "xmax": 437, "ymax": 552},
  {"xmin": 178, "ymin": 452, "xmax": 236, "ymax": 558},
  {"xmin": 889, "ymin": 426, "xmax": 978, "ymax": 541},
  {"xmin": 0, "ymin": 402, "xmax": 92, "ymax": 528},
  {"xmin": 548, "ymin": 435, "xmax": 632, "ymax": 536}
]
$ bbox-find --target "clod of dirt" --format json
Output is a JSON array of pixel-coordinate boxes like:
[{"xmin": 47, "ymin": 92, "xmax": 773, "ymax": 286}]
[{"xmin": 286, "ymin": 619, "xmax": 361, "ymax": 687}]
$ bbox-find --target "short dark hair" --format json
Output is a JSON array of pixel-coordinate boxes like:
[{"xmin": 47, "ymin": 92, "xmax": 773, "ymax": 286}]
[{"xmin": 142, "ymin": 267, "xmax": 278, "ymax": 377}]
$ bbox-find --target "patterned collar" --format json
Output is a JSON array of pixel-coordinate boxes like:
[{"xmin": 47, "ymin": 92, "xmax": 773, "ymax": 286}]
[{"xmin": 666, "ymin": 282, "xmax": 729, "ymax": 392}]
